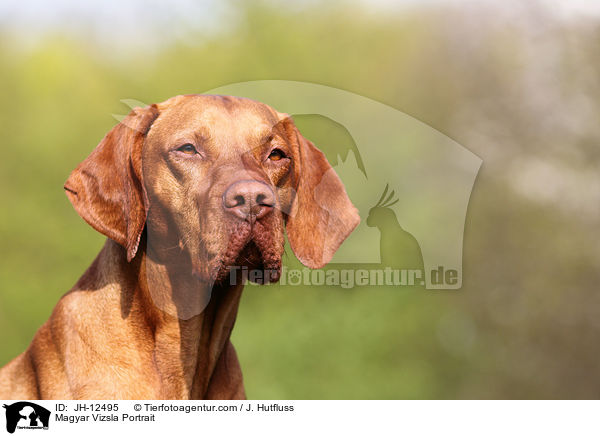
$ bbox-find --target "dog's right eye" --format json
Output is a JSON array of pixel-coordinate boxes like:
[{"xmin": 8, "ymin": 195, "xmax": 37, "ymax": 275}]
[{"xmin": 177, "ymin": 144, "xmax": 198, "ymax": 155}]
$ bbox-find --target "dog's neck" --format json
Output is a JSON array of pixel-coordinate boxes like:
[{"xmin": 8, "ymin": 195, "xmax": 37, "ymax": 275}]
[{"xmin": 102, "ymin": 239, "xmax": 245, "ymax": 399}]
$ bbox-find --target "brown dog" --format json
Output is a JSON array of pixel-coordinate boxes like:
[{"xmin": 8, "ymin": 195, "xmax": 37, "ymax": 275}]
[{"xmin": 0, "ymin": 95, "xmax": 359, "ymax": 399}]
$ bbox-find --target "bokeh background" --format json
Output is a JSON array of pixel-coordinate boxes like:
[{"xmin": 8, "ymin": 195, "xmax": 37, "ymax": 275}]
[{"xmin": 1, "ymin": 0, "xmax": 599, "ymax": 399}]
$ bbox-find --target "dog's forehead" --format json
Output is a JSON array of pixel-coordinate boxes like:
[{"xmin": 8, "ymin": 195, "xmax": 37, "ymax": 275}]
[{"xmin": 149, "ymin": 95, "xmax": 283, "ymax": 150}]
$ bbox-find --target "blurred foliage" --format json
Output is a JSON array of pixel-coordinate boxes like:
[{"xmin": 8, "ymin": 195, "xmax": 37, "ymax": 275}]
[{"xmin": 1, "ymin": 1, "xmax": 599, "ymax": 398}]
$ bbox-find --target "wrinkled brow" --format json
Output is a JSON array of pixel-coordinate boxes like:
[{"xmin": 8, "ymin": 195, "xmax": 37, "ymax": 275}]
[
  {"xmin": 258, "ymin": 132, "xmax": 275, "ymax": 145},
  {"xmin": 192, "ymin": 128, "xmax": 213, "ymax": 145},
  {"xmin": 255, "ymin": 126, "xmax": 282, "ymax": 147},
  {"xmin": 258, "ymin": 120, "xmax": 290, "ymax": 144}
]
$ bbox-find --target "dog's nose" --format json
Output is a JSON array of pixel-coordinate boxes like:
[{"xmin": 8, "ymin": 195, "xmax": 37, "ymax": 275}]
[{"xmin": 222, "ymin": 180, "xmax": 275, "ymax": 222}]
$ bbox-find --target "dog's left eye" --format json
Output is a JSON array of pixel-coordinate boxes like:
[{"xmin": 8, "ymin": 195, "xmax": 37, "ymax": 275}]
[
  {"xmin": 268, "ymin": 149, "xmax": 287, "ymax": 161},
  {"xmin": 177, "ymin": 144, "xmax": 198, "ymax": 155}
]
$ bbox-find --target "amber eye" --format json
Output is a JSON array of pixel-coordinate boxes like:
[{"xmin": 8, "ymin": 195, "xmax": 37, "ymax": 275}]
[
  {"xmin": 268, "ymin": 149, "xmax": 286, "ymax": 161},
  {"xmin": 177, "ymin": 143, "xmax": 197, "ymax": 155}
]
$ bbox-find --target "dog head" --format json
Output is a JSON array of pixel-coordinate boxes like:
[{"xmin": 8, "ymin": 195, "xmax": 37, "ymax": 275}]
[{"xmin": 65, "ymin": 95, "xmax": 359, "ymax": 286}]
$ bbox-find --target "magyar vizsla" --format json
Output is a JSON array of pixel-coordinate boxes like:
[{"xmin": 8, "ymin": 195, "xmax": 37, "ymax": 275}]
[{"xmin": 0, "ymin": 95, "xmax": 359, "ymax": 399}]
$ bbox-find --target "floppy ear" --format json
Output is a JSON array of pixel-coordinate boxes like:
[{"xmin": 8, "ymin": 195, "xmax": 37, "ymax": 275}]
[
  {"xmin": 284, "ymin": 118, "xmax": 360, "ymax": 269},
  {"xmin": 64, "ymin": 105, "xmax": 159, "ymax": 261}
]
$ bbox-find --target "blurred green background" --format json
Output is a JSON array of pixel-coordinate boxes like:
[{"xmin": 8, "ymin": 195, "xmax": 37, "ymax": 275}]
[{"xmin": 1, "ymin": 0, "xmax": 599, "ymax": 399}]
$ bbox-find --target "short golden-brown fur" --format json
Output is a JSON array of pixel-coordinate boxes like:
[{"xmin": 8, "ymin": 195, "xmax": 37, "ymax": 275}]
[{"xmin": 0, "ymin": 95, "xmax": 359, "ymax": 399}]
